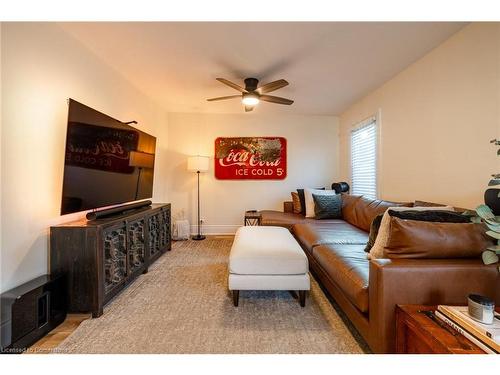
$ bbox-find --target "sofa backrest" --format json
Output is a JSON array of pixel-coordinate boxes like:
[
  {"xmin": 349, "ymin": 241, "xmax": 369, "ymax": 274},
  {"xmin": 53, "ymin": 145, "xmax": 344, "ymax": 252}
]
[{"xmin": 341, "ymin": 194, "xmax": 413, "ymax": 232}]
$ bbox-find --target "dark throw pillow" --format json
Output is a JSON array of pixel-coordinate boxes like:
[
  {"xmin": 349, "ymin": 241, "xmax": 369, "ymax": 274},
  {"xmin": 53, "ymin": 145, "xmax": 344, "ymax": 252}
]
[
  {"xmin": 387, "ymin": 210, "xmax": 471, "ymax": 223},
  {"xmin": 364, "ymin": 213, "xmax": 384, "ymax": 252},
  {"xmin": 297, "ymin": 187, "xmax": 324, "ymax": 215},
  {"xmin": 312, "ymin": 193, "xmax": 342, "ymax": 219}
]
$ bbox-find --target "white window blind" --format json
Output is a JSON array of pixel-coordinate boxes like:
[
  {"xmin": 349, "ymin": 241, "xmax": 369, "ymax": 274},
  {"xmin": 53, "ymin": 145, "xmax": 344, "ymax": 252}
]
[{"xmin": 351, "ymin": 119, "xmax": 377, "ymax": 199}]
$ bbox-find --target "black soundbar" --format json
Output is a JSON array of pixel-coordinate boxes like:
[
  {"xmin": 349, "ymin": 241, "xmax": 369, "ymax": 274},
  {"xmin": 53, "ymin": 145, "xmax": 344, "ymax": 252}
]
[{"xmin": 86, "ymin": 200, "xmax": 152, "ymax": 220}]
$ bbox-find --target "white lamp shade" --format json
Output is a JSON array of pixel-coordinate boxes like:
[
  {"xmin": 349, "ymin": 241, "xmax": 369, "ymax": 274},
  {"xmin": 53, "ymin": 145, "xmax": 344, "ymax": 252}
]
[{"xmin": 187, "ymin": 156, "xmax": 209, "ymax": 172}]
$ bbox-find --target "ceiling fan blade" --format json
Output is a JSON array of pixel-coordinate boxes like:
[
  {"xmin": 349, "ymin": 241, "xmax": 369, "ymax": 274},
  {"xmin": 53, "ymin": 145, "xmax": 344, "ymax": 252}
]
[
  {"xmin": 257, "ymin": 79, "xmax": 289, "ymax": 94},
  {"xmin": 216, "ymin": 78, "xmax": 248, "ymax": 93},
  {"xmin": 245, "ymin": 106, "xmax": 254, "ymax": 112},
  {"xmin": 206, "ymin": 95, "xmax": 241, "ymax": 102},
  {"xmin": 260, "ymin": 95, "xmax": 294, "ymax": 105}
]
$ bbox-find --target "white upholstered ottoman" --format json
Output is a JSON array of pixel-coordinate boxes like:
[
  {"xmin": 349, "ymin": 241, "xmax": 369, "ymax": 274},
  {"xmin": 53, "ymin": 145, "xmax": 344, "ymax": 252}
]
[{"xmin": 228, "ymin": 226, "xmax": 310, "ymax": 307}]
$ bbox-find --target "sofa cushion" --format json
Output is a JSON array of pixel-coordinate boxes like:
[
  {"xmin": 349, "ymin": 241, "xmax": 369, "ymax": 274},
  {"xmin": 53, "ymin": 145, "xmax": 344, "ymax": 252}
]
[
  {"xmin": 313, "ymin": 193, "xmax": 342, "ymax": 219},
  {"xmin": 364, "ymin": 210, "xmax": 469, "ymax": 253},
  {"xmin": 364, "ymin": 213, "xmax": 384, "ymax": 252},
  {"xmin": 291, "ymin": 192, "xmax": 302, "ymax": 214},
  {"xmin": 383, "ymin": 218, "xmax": 494, "ymax": 259},
  {"xmin": 369, "ymin": 205, "xmax": 454, "ymax": 259},
  {"xmin": 297, "ymin": 187, "xmax": 324, "ymax": 215},
  {"xmin": 260, "ymin": 210, "xmax": 343, "ymax": 230},
  {"xmin": 388, "ymin": 209, "xmax": 471, "ymax": 223},
  {"xmin": 261, "ymin": 210, "xmax": 304, "ymax": 229},
  {"xmin": 342, "ymin": 195, "xmax": 413, "ymax": 232},
  {"xmin": 292, "ymin": 222, "xmax": 368, "ymax": 253},
  {"xmin": 414, "ymin": 200, "xmax": 468, "ymax": 213},
  {"xmin": 305, "ymin": 188, "xmax": 336, "ymax": 218},
  {"xmin": 313, "ymin": 244, "xmax": 369, "ymax": 313}
]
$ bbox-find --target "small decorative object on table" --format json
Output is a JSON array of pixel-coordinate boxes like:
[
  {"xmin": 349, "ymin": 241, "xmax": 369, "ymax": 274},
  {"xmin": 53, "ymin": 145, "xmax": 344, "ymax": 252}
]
[
  {"xmin": 244, "ymin": 210, "xmax": 262, "ymax": 226},
  {"xmin": 468, "ymin": 294, "xmax": 496, "ymax": 325}
]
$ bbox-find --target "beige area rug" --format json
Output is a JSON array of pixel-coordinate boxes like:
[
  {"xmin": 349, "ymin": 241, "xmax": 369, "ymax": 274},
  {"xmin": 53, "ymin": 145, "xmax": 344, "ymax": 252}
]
[{"xmin": 56, "ymin": 237, "xmax": 366, "ymax": 353}]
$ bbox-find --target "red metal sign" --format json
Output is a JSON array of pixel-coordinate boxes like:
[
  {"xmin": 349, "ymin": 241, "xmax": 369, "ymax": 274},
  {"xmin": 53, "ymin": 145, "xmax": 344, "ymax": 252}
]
[{"xmin": 214, "ymin": 137, "xmax": 287, "ymax": 180}]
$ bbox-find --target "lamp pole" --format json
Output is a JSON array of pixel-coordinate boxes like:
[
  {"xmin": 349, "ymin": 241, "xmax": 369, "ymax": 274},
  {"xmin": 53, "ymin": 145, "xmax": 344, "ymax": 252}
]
[{"xmin": 193, "ymin": 169, "xmax": 205, "ymax": 240}]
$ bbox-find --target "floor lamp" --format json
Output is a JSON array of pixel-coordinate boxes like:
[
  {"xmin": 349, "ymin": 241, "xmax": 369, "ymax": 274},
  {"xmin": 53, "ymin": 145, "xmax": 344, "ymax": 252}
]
[{"xmin": 187, "ymin": 156, "xmax": 209, "ymax": 240}]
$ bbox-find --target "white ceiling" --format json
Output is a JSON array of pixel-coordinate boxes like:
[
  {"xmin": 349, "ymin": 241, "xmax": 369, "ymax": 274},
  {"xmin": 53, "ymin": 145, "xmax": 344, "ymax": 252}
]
[{"xmin": 59, "ymin": 22, "xmax": 467, "ymax": 115}]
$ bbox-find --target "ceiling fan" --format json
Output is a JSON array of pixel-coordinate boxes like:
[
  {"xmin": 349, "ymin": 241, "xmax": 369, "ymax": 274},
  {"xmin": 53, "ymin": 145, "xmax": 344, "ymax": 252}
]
[{"xmin": 207, "ymin": 78, "xmax": 294, "ymax": 112}]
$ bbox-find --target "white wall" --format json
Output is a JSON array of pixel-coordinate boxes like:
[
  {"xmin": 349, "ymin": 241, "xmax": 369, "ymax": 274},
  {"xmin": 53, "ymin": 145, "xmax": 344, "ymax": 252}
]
[
  {"xmin": 167, "ymin": 112, "xmax": 339, "ymax": 234},
  {"xmin": 0, "ymin": 23, "xmax": 169, "ymax": 292},
  {"xmin": 339, "ymin": 23, "xmax": 500, "ymax": 209}
]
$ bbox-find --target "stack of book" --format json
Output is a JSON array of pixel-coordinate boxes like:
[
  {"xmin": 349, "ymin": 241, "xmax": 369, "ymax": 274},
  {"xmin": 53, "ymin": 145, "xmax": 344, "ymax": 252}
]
[{"xmin": 436, "ymin": 305, "xmax": 500, "ymax": 354}]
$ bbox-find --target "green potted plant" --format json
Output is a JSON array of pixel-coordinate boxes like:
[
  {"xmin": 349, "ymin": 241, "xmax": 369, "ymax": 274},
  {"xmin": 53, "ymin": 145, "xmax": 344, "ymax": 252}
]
[
  {"xmin": 468, "ymin": 139, "xmax": 500, "ymax": 268},
  {"xmin": 473, "ymin": 205, "xmax": 500, "ymax": 267}
]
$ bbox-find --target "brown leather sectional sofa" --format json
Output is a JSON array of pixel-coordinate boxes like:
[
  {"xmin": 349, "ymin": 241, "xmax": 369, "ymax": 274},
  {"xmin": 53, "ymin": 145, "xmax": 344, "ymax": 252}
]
[{"xmin": 260, "ymin": 194, "xmax": 500, "ymax": 353}]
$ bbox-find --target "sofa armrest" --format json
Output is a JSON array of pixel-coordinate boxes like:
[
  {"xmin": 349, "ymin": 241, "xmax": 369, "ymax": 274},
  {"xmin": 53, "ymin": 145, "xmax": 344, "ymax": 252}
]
[
  {"xmin": 368, "ymin": 258, "xmax": 499, "ymax": 353},
  {"xmin": 284, "ymin": 201, "xmax": 293, "ymax": 213}
]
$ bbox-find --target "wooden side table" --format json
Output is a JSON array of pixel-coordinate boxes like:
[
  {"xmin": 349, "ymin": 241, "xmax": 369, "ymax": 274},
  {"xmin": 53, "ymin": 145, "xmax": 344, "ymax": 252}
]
[
  {"xmin": 396, "ymin": 305, "xmax": 486, "ymax": 354},
  {"xmin": 244, "ymin": 211, "xmax": 262, "ymax": 226}
]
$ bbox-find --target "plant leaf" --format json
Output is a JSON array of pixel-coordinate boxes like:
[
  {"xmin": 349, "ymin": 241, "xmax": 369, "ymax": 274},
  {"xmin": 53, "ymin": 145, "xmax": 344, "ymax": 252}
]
[
  {"xmin": 482, "ymin": 250, "xmax": 499, "ymax": 265},
  {"xmin": 484, "ymin": 216, "xmax": 500, "ymax": 225},
  {"xmin": 487, "ymin": 245, "xmax": 500, "ymax": 252},
  {"xmin": 476, "ymin": 204, "xmax": 495, "ymax": 220},
  {"xmin": 486, "ymin": 230, "xmax": 500, "ymax": 240},
  {"xmin": 485, "ymin": 222, "xmax": 500, "ymax": 232}
]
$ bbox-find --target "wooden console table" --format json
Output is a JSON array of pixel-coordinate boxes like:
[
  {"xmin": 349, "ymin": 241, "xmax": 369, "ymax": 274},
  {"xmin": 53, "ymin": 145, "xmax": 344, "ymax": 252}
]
[
  {"xmin": 50, "ymin": 203, "xmax": 171, "ymax": 318},
  {"xmin": 396, "ymin": 305, "xmax": 487, "ymax": 354}
]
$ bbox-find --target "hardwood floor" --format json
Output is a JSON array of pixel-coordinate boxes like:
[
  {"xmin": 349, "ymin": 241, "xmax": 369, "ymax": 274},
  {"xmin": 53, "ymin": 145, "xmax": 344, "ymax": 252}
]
[{"xmin": 25, "ymin": 314, "xmax": 91, "ymax": 354}]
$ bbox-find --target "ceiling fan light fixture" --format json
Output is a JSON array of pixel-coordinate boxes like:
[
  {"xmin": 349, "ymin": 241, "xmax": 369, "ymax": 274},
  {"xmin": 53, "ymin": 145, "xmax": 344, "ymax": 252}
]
[
  {"xmin": 242, "ymin": 93, "xmax": 259, "ymax": 106},
  {"xmin": 207, "ymin": 78, "xmax": 293, "ymax": 110}
]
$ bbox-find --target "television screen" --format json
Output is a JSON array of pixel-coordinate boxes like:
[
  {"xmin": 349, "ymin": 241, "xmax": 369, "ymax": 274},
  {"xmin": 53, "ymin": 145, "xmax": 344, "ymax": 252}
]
[{"xmin": 61, "ymin": 99, "xmax": 156, "ymax": 215}]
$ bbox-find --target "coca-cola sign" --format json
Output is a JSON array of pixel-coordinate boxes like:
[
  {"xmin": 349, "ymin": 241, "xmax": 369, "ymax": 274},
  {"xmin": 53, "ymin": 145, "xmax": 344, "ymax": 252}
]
[{"xmin": 214, "ymin": 137, "xmax": 287, "ymax": 180}]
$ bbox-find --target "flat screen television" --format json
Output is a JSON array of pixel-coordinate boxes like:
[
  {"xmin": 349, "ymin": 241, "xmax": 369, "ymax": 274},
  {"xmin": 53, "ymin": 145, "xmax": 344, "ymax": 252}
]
[{"xmin": 61, "ymin": 99, "xmax": 156, "ymax": 215}]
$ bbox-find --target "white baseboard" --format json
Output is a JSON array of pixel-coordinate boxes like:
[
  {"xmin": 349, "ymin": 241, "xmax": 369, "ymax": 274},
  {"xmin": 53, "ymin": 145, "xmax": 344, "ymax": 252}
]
[{"xmin": 190, "ymin": 224, "xmax": 241, "ymax": 235}]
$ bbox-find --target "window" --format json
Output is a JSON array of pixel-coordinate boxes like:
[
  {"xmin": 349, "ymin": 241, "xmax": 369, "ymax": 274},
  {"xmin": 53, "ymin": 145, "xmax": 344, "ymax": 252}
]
[{"xmin": 351, "ymin": 118, "xmax": 377, "ymax": 199}]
